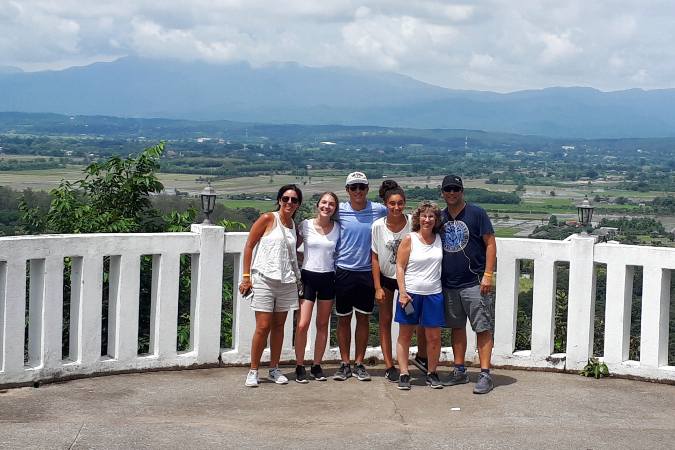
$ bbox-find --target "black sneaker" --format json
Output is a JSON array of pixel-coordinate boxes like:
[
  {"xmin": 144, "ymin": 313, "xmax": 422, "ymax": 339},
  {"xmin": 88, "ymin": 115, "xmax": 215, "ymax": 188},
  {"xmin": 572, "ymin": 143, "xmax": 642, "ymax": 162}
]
[
  {"xmin": 473, "ymin": 372, "xmax": 494, "ymax": 394},
  {"xmin": 397, "ymin": 373, "xmax": 411, "ymax": 390},
  {"xmin": 333, "ymin": 363, "xmax": 352, "ymax": 381},
  {"xmin": 310, "ymin": 364, "xmax": 327, "ymax": 381},
  {"xmin": 354, "ymin": 363, "xmax": 371, "ymax": 381},
  {"xmin": 426, "ymin": 372, "xmax": 443, "ymax": 389},
  {"xmin": 442, "ymin": 368, "xmax": 470, "ymax": 386},
  {"xmin": 411, "ymin": 355, "xmax": 428, "ymax": 373},
  {"xmin": 384, "ymin": 366, "xmax": 399, "ymax": 383},
  {"xmin": 295, "ymin": 365, "xmax": 309, "ymax": 384}
]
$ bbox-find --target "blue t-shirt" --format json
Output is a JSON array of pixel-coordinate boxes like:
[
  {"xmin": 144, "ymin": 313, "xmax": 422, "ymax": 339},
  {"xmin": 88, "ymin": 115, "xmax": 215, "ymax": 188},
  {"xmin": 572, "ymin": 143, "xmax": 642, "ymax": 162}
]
[
  {"xmin": 336, "ymin": 200, "xmax": 387, "ymax": 271},
  {"xmin": 440, "ymin": 203, "xmax": 494, "ymax": 289}
]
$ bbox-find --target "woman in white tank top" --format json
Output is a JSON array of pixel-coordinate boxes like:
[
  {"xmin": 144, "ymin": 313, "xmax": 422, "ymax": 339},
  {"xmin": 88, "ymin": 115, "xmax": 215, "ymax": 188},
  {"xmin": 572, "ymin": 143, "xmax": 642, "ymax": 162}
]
[
  {"xmin": 371, "ymin": 180, "xmax": 411, "ymax": 382},
  {"xmin": 293, "ymin": 192, "xmax": 339, "ymax": 383},
  {"xmin": 238, "ymin": 184, "xmax": 303, "ymax": 388},
  {"xmin": 394, "ymin": 201, "xmax": 446, "ymax": 390}
]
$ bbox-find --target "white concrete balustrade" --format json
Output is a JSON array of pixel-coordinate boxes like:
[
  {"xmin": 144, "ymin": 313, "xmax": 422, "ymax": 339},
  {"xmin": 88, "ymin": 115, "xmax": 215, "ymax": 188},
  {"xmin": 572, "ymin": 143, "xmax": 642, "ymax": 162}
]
[{"xmin": 1, "ymin": 228, "xmax": 673, "ymax": 387}]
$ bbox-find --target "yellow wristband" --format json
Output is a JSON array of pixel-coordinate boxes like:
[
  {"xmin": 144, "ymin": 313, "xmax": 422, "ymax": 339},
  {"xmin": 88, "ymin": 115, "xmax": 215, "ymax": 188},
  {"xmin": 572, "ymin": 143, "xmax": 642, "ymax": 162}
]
[
  {"xmin": 483, "ymin": 272, "xmax": 493, "ymax": 277},
  {"xmin": 242, "ymin": 273, "xmax": 251, "ymax": 278}
]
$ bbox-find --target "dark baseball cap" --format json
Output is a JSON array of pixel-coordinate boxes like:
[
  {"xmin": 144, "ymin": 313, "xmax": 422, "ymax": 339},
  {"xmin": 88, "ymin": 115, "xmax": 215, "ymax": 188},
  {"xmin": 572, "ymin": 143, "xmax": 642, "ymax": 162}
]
[{"xmin": 442, "ymin": 175, "xmax": 463, "ymax": 189}]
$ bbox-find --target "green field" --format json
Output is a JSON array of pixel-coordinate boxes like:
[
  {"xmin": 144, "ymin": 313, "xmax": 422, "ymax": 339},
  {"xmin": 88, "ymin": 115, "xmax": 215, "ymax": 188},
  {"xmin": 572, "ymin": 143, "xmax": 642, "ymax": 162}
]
[
  {"xmin": 494, "ymin": 227, "xmax": 520, "ymax": 238},
  {"xmin": 221, "ymin": 199, "xmax": 277, "ymax": 211}
]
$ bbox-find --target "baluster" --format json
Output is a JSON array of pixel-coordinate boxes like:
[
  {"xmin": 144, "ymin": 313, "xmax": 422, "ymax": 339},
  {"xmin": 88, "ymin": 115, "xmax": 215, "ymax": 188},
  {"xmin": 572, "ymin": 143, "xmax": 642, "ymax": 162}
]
[
  {"xmin": 603, "ymin": 263, "xmax": 633, "ymax": 364},
  {"xmin": 69, "ymin": 256, "xmax": 103, "ymax": 364},
  {"xmin": 108, "ymin": 254, "xmax": 140, "ymax": 360},
  {"xmin": 42, "ymin": 257, "xmax": 64, "ymax": 367},
  {"xmin": 640, "ymin": 267, "xmax": 671, "ymax": 368},
  {"xmin": 150, "ymin": 253, "xmax": 179, "ymax": 358},
  {"xmin": 531, "ymin": 258, "xmax": 556, "ymax": 358},
  {"xmin": 2, "ymin": 261, "xmax": 25, "ymax": 374},
  {"xmin": 27, "ymin": 259, "xmax": 46, "ymax": 367},
  {"xmin": 493, "ymin": 255, "xmax": 519, "ymax": 356}
]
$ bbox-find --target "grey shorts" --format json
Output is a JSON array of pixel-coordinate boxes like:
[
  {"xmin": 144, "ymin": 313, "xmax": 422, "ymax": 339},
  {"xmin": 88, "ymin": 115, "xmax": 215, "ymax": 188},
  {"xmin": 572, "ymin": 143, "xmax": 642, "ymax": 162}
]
[
  {"xmin": 443, "ymin": 285, "xmax": 495, "ymax": 333},
  {"xmin": 249, "ymin": 272, "xmax": 299, "ymax": 313}
]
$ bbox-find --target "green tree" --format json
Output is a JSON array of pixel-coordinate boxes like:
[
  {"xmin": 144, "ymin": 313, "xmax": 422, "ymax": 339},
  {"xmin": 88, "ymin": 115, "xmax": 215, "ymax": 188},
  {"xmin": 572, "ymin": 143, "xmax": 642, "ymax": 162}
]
[{"xmin": 20, "ymin": 142, "xmax": 165, "ymax": 234}]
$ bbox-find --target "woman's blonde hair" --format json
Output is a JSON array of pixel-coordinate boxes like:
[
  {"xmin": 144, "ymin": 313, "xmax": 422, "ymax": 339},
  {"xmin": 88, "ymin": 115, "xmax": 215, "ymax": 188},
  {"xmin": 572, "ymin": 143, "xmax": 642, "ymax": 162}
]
[{"xmin": 411, "ymin": 200, "xmax": 442, "ymax": 234}]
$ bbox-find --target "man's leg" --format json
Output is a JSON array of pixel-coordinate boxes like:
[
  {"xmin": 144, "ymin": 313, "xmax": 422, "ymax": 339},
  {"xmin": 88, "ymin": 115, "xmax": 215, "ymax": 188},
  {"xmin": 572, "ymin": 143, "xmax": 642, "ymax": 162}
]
[
  {"xmin": 477, "ymin": 330, "xmax": 493, "ymax": 370},
  {"xmin": 337, "ymin": 313, "xmax": 352, "ymax": 363},
  {"xmin": 464, "ymin": 286, "xmax": 495, "ymax": 394},
  {"xmin": 451, "ymin": 326, "xmax": 467, "ymax": 366},
  {"xmin": 354, "ymin": 311, "xmax": 369, "ymax": 364},
  {"xmin": 442, "ymin": 288, "xmax": 470, "ymax": 386}
]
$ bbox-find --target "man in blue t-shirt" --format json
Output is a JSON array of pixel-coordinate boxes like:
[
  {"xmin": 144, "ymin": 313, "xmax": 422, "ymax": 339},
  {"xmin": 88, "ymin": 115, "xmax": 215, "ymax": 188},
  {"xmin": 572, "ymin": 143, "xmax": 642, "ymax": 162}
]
[
  {"xmin": 438, "ymin": 174, "xmax": 497, "ymax": 393},
  {"xmin": 333, "ymin": 171, "xmax": 387, "ymax": 382}
]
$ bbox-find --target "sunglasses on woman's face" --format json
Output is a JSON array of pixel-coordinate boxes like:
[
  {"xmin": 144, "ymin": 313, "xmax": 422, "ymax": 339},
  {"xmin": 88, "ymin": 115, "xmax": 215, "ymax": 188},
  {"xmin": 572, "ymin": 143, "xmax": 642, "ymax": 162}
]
[
  {"xmin": 348, "ymin": 183, "xmax": 368, "ymax": 191},
  {"xmin": 280, "ymin": 196, "xmax": 299, "ymax": 204},
  {"xmin": 443, "ymin": 186, "xmax": 462, "ymax": 193}
]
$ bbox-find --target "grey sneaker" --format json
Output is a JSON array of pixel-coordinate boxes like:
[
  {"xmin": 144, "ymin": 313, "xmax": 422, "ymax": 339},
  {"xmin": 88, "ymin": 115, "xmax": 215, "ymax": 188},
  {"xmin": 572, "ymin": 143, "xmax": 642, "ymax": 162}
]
[
  {"xmin": 397, "ymin": 373, "xmax": 411, "ymax": 390},
  {"xmin": 333, "ymin": 363, "xmax": 352, "ymax": 381},
  {"xmin": 384, "ymin": 366, "xmax": 399, "ymax": 383},
  {"xmin": 411, "ymin": 355, "xmax": 428, "ymax": 373},
  {"xmin": 426, "ymin": 372, "xmax": 443, "ymax": 389},
  {"xmin": 268, "ymin": 367, "xmax": 289, "ymax": 384},
  {"xmin": 473, "ymin": 372, "xmax": 494, "ymax": 394},
  {"xmin": 354, "ymin": 364, "xmax": 371, "ymax": 381},
  {"xmin": 442, "ymin": 368, "xmax": 470, "ymax": 386}
]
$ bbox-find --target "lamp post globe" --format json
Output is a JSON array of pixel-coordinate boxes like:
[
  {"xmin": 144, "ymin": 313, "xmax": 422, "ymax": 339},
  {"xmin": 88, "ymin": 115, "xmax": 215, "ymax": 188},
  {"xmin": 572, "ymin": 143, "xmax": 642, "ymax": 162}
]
[
  {"xmin": 576, "ymin": 195, "xmax": 594, "ymax": 227},
  {"xmin": 200, "ymin": 183, "xmax": 217, "ymax": 225}
]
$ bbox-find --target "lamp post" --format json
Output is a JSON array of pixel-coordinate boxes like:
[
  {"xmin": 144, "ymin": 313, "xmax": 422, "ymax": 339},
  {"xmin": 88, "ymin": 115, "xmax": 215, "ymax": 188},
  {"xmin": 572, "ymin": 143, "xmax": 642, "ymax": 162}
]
[
  {"xmin": 576, "ymin": 195, "xmax": 594, "ymax": 228},
  {"xmin": 200, "ymin": 183, "xmax": 217, "ymax": 225}
]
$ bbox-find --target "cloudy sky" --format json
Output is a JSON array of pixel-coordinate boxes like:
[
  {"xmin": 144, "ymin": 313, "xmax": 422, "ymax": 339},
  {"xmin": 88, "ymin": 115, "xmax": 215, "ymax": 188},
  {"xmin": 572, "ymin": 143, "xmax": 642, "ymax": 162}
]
[{"xmin": 1, "ymin": 0, "xmax": 674, "ymax": 92}]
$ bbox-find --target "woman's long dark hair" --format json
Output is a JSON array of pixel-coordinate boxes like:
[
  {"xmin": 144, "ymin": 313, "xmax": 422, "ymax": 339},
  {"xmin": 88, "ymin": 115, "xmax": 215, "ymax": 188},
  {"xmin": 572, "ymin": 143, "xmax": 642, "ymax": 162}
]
[
  {"xmin": 275, "ymin": 184, "xmax": 303, "ymax": 218},
  {"xmin": 378, "ymin": 179, "xmax": 405, "ymax": 202}
]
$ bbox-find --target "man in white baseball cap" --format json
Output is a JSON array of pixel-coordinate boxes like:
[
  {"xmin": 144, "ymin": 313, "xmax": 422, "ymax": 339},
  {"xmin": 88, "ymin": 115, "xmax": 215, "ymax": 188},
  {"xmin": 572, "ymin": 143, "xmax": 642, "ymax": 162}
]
[{"xmin": 332, "ymin": 171, "xmax": 386, "ymax": 382}]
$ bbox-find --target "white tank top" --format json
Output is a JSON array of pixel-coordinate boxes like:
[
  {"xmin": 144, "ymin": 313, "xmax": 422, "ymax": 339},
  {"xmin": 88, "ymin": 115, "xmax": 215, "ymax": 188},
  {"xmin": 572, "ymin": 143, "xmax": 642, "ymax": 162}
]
[
  {"xmin": 404, "ymin": 232, "xmax": 442, "ymax": 295},
  {"xmin": 251, "ymin": 212, "xmax": 297, "ymax": 283},
  {"xmin": 300, "ymin": 219, "xmax": 338, "ymax": 272}
]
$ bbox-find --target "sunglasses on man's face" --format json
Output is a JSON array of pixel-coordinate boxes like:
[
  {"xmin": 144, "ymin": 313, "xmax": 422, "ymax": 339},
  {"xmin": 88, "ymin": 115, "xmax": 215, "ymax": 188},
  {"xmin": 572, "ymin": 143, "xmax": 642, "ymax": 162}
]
[
  {"xmin": 280, "ymin": 196, "xmax": 300, "ymax": 204},
  {"xmin": 443, "ymin": 186, "xmax": 463, "ymax": 193},
  {"xmin": 348, "ymin": 183, "xmax": 368, "ymax": 191}
]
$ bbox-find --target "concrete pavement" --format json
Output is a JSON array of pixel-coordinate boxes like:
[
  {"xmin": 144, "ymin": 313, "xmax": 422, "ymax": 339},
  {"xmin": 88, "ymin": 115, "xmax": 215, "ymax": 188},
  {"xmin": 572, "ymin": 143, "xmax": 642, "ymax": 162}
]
[{"xmin": 1, "ymin": 366, "xmax": 674, "ymax": 449}]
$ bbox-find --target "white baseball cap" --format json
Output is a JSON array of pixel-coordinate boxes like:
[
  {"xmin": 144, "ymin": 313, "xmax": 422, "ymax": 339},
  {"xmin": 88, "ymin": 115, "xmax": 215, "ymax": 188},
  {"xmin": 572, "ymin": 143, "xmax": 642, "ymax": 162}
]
[{"xmin": 345, "ymin": 171, "xmax": 369, "ymax": 186}]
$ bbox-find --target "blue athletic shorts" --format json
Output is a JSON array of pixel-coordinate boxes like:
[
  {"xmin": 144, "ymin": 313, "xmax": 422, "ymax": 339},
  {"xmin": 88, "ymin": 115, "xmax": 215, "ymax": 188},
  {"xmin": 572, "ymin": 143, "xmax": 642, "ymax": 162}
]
[{"xmin": 394, "ymin": 292, "xmax": 446, "ymax": 327}]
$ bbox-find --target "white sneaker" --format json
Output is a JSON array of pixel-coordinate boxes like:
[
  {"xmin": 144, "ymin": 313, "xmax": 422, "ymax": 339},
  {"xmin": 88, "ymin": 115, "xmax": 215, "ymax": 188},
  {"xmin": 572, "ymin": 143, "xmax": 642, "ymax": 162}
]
[
  {"xmin": 245, "ymin": 370, "xmax": 259, "ymax": 387},
  {"xmin": 268, "ymin": 367, "xmax": 289, "ymax": 384}
]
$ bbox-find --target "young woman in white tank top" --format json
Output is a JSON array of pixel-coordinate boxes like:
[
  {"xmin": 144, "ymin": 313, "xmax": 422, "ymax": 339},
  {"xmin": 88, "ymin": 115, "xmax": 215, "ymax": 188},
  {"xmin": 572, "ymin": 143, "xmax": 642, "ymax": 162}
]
[
  {"xmin": 238, "ymin": 184, "xmax": 303, "ymax": 388},
  {"xmin": 394, "ymin": 201, "xmax": 446, "ymax": 390},
  {"xmin": 293, "ymin": 192, "xmax": 339, "ymax": 383},
  {"xmin": 371, "ymin": 180, "xmax": 411, "ymax": 382}
]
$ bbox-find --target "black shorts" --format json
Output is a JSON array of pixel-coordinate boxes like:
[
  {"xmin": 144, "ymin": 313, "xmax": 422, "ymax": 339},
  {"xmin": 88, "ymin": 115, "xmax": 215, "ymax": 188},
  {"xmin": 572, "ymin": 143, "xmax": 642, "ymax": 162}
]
[
  {"xmin": 301, "ymin": 269, "xmax": 335, "ymax": 301},
  {"xmin": 380, "ymin": 275, "xmax": 398, "ymax": 292},
  {"xmin": 335, "ymin": 267, "xmax": 375, "ymax": 316}
]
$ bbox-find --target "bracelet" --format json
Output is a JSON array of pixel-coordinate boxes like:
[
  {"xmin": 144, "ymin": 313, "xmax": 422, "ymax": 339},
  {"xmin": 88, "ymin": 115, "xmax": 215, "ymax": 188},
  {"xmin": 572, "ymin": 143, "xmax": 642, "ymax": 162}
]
[
  {"xmin": 483, "ymin": 272, "xmax": 493, "ymax": 277},
  {"xmin": 242, "ymin": 273, "xmax": 251, "ymax": 278}
]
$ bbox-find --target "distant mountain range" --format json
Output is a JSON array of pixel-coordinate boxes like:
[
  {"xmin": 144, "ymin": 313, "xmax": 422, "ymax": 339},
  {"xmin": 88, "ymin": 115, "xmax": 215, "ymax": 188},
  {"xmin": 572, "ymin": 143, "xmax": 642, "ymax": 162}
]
[{"xmin": 1, "ymin": 57, "xmax": 674, "ymax": 138}]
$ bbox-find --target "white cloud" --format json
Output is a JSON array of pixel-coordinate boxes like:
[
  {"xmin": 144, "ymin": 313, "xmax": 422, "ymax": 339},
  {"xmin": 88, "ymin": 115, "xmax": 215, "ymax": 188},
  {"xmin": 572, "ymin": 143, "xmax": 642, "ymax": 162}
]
[{"xmin": 1, "ymin": 0, "xmax": 675, "ymax": 91}]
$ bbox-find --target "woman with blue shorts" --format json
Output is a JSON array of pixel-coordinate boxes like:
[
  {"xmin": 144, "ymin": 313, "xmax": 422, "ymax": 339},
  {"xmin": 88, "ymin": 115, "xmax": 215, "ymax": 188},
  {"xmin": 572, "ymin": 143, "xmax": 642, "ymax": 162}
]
[{"xmin": 394, "ymin": 201, "xmax": 445, "ymax": 390}]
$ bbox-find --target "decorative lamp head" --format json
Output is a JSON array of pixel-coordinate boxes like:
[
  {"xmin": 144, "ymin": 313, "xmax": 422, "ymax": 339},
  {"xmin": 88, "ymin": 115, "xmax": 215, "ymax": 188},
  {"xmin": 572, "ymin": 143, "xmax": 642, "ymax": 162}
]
[{"xmin": 200, "ymin": 182, "xmax": 217, "ymax": 224}]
